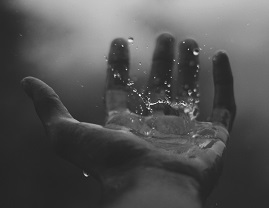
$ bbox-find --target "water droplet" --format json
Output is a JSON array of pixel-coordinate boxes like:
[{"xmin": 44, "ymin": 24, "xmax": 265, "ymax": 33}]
[
  {"xmin": 139, "ymin": 62, "xmax": 142, "ymax": 65},
  {"xmin": 104, "ymin": 56, "xmax": 108, "ymax": 62},
  {"xmin": 188, "ymin": 89, "xmax": 192, "ymax": 96},
  {"xmin": 83, "ymin": 171, "xmax": 89, "ymax": 177},
  {"xmin": 167, "ymin": 84, "xmax": 171, "ymax": 88},
  {"xmin": 128, "ymin": 37, "xmax": 134, "ymax": 43},
  {"xmin": 192, "ymin": 134, "xmax": 199, "ymax": 138},
  {"xmin": 121, "ymin": 44, "xmax": 124, "ymax": 47},
  {"xmin": 145, "ymin": 131, "xmax": 150, "ymax": 136},
  {"xmin": 113, "ymin": 73, "xmax": 121, "ymax": 78},
  {"xmin": 193, "ymin": 48, "xmax": 199, "ymax": 56},
  {"xmin": 164, "ymin": 81, "xmax": 168, "ymax": 85},
  {"xmin": 127, "ymin": 80, "xmax": 134, "ymax": 86},
  {"xmin": 173, "ymin": 59, "xmax": 176, "ymax": 62}
]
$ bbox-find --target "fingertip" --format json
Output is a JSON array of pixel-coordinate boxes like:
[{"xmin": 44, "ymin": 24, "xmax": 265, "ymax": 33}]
[
  {"xmin": 212, "ymin": 50, "xmax": 233, "ymax": 84},
  {"xmin": 156, "ymin": 32, "xmax": 175, "ymax": 44},
  {"xmin": 21, "ymin": 76, "xmax": 60, "ymax": 105},
  {"xmin": 179, "ymin": 38, "xmax": 199, "ymax": 55},
  {"xmin": 108, "ymin": 38, "xmax": 129, "ymax": 64},
  {"xmin": 153, "ymin": 33, "xmax": 175, "ymax": 60},
  {"xmin": 111, "ymin": 37, "xmax": 128, "ymax": 45},
  {"xmin": 21, "ymin": 76, "xmax": 73, "ymax": 125},
  {"xmin": 212, "ymin": 50, "xmax": 229, "ymax": 64},
  {"xmin": 21, "ymin": 76, "xmax": 39, "ymax": 99}
]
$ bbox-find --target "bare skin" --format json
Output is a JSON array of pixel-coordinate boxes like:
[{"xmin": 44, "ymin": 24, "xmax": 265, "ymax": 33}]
[{"xmin": 21, "ymin": 33, "xmax": 236, "ymax": 207}]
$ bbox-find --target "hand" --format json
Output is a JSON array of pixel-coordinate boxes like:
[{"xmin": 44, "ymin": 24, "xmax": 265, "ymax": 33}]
[{"xmin": 21, "ymin": 33, "xmax": 236, "ymax": 204}]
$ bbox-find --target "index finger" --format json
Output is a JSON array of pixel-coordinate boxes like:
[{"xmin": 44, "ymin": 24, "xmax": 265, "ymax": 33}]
[
  {"xmin": 105, "ymin": 38, "xmax": 130, "ymax": 115},
  {"xmin": 211, "ymin": 51, "xmax": 236, "ymax": 132}
]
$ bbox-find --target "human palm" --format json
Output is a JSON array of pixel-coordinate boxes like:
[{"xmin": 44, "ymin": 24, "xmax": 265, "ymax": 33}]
[{"xmin": 22, "ymin": 33, "xmax": 235, "ymax": 201}]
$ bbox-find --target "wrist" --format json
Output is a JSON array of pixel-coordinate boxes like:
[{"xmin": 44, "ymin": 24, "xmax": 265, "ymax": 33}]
[{"xmin": 100, "ymin": 166, "xmax": 202, "ymax": 208}]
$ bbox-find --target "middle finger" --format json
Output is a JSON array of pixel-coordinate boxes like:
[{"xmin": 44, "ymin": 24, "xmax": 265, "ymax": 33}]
[
  {"xmin": 177, "ymin": 39, "xmax": 200, "ymax": 102},
  {"xmin": 145, "ymin": 33, "xmax": 175, "ymax": 114}
]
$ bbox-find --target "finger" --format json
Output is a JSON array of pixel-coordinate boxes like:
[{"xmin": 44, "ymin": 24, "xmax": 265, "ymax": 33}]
[
  {"xmin": 21, "ymin": 76, "xmax": 73, "ymax": 127},
  {"xmin": 146, "ymin": 33, "xmax": 175, "ymax": 114},
  {"xmin": 211, "ymin": 51, "xmax": 236, "ymax": 132},
  {"xmin": 105, "ymin": 38, "xmax": 130, "ymax": 114},
  {"xmin": 177, "ymin": 39, "xmax": 200, "ymax": 102}
]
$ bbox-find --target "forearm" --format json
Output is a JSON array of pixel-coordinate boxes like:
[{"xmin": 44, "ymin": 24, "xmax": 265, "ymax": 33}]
[{"xmin": 100, "ymin": 167, "xmax": 202, "ymax": 208}]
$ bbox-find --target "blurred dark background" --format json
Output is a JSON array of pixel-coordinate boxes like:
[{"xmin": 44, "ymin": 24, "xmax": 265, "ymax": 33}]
[{"xmin": 1, "ymin": 0, "xmax": 269, "ymax": 207}]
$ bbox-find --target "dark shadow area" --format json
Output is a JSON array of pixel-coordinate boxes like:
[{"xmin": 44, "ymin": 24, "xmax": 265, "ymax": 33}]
[{"xmin": 0, "ymin": 3, "xmax": 102, "ymax": 208}]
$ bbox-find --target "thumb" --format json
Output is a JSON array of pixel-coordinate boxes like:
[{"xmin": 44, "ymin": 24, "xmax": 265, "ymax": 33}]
[{"xmin": 21, "ymin": 77, "xmax": 73, "ymax": 127}]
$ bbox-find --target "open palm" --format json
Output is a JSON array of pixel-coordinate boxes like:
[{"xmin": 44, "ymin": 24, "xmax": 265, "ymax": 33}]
[{"xmin": 22, "ymin": 33, "xmax": 236, "ymax": 201}]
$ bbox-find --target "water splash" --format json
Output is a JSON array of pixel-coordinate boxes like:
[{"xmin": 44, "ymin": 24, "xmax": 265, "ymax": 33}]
[{"xmin": 125, "ymin": 78, "xmax": 199, "ymax": 120}]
